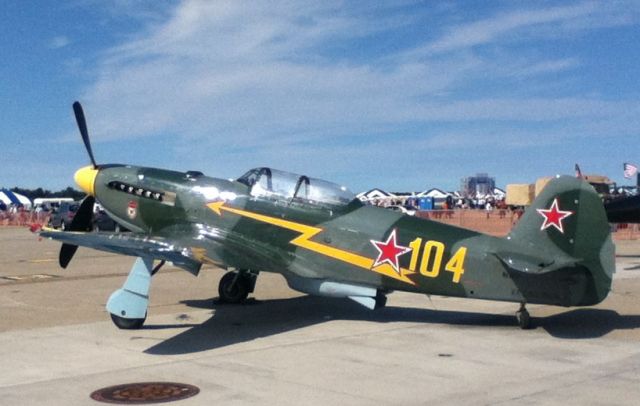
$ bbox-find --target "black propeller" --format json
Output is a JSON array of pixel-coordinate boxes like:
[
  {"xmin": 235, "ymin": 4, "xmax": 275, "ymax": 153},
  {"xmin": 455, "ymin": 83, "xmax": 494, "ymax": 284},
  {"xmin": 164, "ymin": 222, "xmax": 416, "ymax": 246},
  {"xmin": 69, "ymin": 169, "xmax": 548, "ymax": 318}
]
[
  {"xmin": 60, "ymin": 101, "xmax": 99, "ymax": 268},
  {"xmin": 59, "ymin": 195, "xmax": 95, "ymax": 268},
  {"xmin": 73, "ymin": 101, "xmax": 98, "ymax": 168}
]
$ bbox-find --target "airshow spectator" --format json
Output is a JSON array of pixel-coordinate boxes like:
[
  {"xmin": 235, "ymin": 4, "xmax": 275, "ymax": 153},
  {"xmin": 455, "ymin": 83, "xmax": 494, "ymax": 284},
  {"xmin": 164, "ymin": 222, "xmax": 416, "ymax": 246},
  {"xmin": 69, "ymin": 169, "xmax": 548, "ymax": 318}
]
[{"xmin": 485, "ymin": 201, "xmax": 493, "ymax": 219}]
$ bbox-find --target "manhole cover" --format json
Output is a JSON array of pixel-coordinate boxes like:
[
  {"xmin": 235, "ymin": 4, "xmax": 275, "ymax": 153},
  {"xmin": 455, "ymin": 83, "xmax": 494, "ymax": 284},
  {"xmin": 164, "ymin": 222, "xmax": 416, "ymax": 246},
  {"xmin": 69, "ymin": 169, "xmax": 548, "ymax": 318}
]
[{"xmin": 90, "ymin": 382, "xmax": 199, "ymax": 404}]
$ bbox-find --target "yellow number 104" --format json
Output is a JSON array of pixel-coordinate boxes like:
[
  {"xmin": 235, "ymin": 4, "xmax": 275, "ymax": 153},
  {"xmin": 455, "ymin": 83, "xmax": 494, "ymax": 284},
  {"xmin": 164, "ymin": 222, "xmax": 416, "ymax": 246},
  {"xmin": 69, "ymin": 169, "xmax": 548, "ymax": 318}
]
[{"xmin": 408, "ymin": 238, "xmax": 466, "ymax": 283}]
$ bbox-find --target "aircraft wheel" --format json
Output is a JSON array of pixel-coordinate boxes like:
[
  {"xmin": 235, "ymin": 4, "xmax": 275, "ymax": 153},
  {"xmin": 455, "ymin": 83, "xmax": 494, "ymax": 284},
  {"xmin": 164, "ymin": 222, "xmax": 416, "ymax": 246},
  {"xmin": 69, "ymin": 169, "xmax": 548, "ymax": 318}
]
[
  {"xmin": 218, "ymin": 272, "xmax": 249, "ymax": 303},
  {"xmin": 375, "ymin": 291, "xmax": 387, "ymax": 309},
  {"xmin": 110, "ymin": 313, "xmax": 146, "ymax": 330},
  {"xmin": 516, "ymin": 309, "xmax": 531, "ymax": 330}
]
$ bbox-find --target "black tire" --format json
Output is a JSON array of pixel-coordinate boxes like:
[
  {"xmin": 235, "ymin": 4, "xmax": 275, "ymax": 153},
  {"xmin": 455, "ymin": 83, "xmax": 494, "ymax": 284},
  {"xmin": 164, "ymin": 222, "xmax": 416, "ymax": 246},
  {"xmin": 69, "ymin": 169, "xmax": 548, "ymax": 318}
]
[
  {"xmin": 110, "ymin": 313, "xmax": 146, "ymax": 329},
  {"xmin": 218, "ymin": 272, "xmax": 249, "ymax": 303},
  {"xmin": 516, "ymin": 310, "xmax": 531, "ymax": 330},
  {"xmin": 375, "ymin": 291, "xmax": 387, "ymax": 310}
]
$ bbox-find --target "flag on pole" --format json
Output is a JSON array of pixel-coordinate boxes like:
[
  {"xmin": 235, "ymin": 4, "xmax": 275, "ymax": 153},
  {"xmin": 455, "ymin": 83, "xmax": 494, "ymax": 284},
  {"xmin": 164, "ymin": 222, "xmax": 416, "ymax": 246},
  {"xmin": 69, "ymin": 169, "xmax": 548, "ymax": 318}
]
[
  {"xmin": 623, "ymin": 162, "xmax": 638, "ymax": 179},
  {"xmin": 574, "ymin": 163, "xmax": 582, "ymax": 178}
]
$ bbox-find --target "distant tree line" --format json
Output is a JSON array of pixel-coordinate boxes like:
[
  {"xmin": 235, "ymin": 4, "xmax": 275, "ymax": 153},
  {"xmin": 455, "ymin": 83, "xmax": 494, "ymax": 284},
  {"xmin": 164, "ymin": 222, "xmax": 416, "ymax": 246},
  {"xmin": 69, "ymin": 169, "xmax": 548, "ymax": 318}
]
[{"xmin": 10, "ymin": 187, "xmax": 86, "ymax": 201}]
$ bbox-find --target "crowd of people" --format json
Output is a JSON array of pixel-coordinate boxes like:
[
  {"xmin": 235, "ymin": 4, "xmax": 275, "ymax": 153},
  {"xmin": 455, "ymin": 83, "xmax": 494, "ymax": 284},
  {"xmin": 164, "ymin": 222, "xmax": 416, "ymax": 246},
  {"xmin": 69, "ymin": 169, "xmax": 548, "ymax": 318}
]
[
  {"xmin": 0, "ymin": 203, "xmax": 50, "ymax": 226},
  {"xmin": 367, "ymin": 195, "xmax": 511, "ymax": 213},
  {"xmin": 364, "ymin": 195, "xmax": 529, "ymax": 226}
]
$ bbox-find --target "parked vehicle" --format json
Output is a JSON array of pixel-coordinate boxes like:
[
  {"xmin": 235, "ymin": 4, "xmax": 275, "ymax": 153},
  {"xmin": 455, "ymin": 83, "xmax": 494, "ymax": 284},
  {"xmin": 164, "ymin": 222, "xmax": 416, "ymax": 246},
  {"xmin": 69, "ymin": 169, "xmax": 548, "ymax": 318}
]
[
  {"xmin": 93, "ymin": 209, "xmax": 126, "ymax": 232},
  {"xmin": 48, "ymin": 201, "xmax": 80, "ymax": 230}
]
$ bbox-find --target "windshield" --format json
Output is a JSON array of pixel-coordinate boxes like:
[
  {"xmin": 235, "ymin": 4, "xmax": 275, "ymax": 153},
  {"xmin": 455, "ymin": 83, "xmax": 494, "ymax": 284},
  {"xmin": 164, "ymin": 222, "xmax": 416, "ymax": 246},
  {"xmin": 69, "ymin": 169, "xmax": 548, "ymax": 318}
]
[{"xmin": 238, "ymin": 167, "xmax": 355, "ymax": 206}]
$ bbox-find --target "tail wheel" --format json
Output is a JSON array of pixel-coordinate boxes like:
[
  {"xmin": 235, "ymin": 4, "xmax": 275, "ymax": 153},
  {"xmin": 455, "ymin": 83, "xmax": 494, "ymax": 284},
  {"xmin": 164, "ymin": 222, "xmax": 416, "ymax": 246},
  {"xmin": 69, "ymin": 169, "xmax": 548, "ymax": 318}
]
[
  {"xmin": 516, "ymin": 303, "xmax": 532, "ymax": 329},
  {"xmin": 218, "ymin": 271, "xmax": 249, "ymax": 303}
]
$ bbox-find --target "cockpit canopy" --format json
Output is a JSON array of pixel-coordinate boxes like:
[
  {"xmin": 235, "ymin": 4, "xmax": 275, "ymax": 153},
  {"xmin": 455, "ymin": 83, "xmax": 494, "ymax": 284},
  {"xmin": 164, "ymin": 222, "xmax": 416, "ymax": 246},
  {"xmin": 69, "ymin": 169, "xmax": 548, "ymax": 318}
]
[{"xmin": 237, "ymin": 167, "xmax": 355, "ymax": 206}]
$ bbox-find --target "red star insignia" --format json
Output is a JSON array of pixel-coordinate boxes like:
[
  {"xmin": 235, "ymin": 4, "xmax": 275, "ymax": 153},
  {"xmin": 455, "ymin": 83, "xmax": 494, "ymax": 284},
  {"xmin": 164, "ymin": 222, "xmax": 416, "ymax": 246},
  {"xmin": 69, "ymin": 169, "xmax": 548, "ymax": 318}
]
[
  {"xmin": 536, "ymin": 198, "xmax": 573, "ymax": 233},
  {"xmin": 370, "ymin": 229, "xmax": 412, "ymax": 274}
]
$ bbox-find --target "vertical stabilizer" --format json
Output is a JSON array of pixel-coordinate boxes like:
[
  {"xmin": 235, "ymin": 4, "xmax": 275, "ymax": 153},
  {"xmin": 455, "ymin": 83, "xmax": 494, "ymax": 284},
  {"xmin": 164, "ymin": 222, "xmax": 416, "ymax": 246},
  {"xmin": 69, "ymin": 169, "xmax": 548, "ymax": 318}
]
[{"xmin": 508, "ymin": 176, "xmax": 615, "ymax": 304}]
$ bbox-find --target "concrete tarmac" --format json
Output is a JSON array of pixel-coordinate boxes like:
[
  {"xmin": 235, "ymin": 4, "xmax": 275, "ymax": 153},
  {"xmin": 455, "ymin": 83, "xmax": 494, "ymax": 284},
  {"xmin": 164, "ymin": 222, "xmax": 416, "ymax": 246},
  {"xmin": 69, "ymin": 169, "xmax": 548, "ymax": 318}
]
[{"xmin": 1, "ymin": 227, "xmax": 639, "ymax": 405}]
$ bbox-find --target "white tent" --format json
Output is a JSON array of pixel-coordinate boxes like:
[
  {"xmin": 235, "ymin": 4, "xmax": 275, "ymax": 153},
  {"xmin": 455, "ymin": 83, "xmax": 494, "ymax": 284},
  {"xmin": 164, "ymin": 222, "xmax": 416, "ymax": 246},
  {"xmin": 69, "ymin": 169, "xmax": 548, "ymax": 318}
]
[
  {"xmin": 418, "ymin": 188, "xmax": 450, "ymax": 199},
  {"xmin": 474, "ymin": 187, "xmax": 506, "ymax": 200},
  {"xmin": 357, "ymin": 188, "xmax": 396, "ymax": 201},
  {"xmin": 0, "ymin": 189, "xmax": 32, "ymax": 209}
]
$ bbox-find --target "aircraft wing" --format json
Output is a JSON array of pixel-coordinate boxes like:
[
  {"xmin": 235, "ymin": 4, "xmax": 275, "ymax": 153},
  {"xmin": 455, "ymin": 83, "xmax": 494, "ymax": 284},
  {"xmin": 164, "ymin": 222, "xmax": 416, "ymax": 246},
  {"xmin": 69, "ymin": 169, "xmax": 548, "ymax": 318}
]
[{"xmin": 39, "ymin": 228, "xmax": 202, "ymax": 274}]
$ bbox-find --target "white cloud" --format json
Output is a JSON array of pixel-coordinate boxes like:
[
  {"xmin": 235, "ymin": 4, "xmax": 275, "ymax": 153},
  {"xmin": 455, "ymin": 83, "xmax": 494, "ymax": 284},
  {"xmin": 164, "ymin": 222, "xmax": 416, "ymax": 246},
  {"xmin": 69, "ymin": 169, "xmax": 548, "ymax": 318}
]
[
  {"xmin": 421, "ymin": 1, "xmax": 640, "ymax": 55},
  {"xmin": 83, "ymin": 1, "xmax": 478, "ymax": 143},
  {"xmin": 508, "ymin": 58, "xmax": 580, "ymax": 77},
  {"xmin": 416, "ymin": 98, "xmax": 640, "ymax": 122},
  {"xmin": 75, "ymin": 1, "xmax": 640, "ymax": 189},
  {"xmin": 49, "ymin": 36, "xmax": 71, "ymax": 49},
  {"xmin": 425, "ymin": 3, "xmax": 596, "ymax": 53}
]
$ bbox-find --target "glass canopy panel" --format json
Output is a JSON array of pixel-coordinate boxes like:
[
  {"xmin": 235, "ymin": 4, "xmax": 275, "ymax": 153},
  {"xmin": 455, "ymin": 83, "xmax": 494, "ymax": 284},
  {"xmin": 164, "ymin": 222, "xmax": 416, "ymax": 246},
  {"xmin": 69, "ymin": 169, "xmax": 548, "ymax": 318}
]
[{"xmin": 238, "ymin": 167, "xmax": 355, "ymax": 206}]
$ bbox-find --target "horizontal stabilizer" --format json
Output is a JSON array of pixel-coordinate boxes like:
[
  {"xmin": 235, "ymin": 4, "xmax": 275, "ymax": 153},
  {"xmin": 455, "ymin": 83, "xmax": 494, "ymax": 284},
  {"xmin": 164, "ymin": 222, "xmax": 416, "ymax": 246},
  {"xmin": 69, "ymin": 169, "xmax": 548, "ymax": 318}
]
[{"xmin": 493, "ymin": 252, "xmax": 578, "ymax": 274}]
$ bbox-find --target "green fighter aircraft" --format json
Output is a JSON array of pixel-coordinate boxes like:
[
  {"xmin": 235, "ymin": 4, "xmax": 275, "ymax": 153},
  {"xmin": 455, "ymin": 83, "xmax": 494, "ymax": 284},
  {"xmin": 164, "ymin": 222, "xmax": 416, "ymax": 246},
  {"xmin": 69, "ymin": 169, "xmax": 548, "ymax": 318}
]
[{"xmin": 39, "ymin": 102, "xmax": 615, "ymax": 330}]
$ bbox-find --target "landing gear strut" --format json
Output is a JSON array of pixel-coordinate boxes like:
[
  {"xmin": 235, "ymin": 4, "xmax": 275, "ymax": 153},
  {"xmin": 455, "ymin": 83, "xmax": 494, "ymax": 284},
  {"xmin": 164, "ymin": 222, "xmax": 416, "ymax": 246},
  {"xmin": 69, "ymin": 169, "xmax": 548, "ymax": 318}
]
[
  {"xmin": 106, "ymin": 257, "xmax": 160, "ymax": 330},
  {"xmin": 218, "ymin": 269, "xmax": 258, "ymax": 304},
  {"xmin": 516, "ymin": 302, "xmax": 531, "ymax": 329}
]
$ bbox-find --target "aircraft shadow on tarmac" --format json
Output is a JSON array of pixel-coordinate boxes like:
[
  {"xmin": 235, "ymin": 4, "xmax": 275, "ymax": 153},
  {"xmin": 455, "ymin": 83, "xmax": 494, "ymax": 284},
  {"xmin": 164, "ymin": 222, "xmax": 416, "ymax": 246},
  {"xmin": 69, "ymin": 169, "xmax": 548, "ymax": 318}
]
[{"xmin": 142, "ymin": 296, "xmax": 640, "ymax": 355}]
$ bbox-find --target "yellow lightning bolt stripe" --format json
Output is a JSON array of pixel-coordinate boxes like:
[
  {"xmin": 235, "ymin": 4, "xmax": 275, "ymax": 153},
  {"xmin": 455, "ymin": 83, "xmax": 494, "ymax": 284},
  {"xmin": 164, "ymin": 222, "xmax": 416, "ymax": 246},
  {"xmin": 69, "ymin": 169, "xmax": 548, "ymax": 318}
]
[{"xmin": 207, "ymin": 201, "xmax": 415, "ymax": 285}]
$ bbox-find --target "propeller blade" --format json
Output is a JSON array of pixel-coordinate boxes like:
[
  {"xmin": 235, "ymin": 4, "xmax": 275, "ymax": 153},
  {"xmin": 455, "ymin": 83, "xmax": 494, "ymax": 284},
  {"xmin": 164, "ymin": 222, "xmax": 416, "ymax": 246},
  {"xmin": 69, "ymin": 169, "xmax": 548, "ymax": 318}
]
[
  {"xmin": 59, "ymin": 243, "xmax": 79, "ymax": 269},
  {"xmin": 59, "ymin": 196, "xmax": 95, "ymax": 269},
  {"xmin": 73, "ymin": 101, "xmax": 98, "ymax": 169}
]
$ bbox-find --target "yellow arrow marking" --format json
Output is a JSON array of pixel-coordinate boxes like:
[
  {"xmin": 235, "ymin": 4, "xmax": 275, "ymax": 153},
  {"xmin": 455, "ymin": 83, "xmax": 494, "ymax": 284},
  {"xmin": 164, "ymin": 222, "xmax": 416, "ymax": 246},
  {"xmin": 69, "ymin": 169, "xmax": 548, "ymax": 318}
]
[
  {"xmin": 190, "ymin": 247, "xmax": 219, "ymax": 266},
  {"xmin": 207, "ymin": 201, "xmax": 415, "ymax": 285}
]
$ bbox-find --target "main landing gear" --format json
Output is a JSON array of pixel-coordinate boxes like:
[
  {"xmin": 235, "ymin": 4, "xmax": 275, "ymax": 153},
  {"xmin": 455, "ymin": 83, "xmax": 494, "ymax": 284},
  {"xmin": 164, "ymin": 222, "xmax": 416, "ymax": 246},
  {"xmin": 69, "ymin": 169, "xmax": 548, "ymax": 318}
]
[
  {"xmin": 375, "ymin": 290, "xmax": 388, "ymax": 309},
  {"xmin": 218, "ymin": 269, "xmax": 258, "ymax": 304},
  {"xmin": 106, "ymin": 257, "xmax": 165, "ymax": 330},
  {"xmin": 516, "ymin": 302, "xmax": 531, "ymax": 330}
]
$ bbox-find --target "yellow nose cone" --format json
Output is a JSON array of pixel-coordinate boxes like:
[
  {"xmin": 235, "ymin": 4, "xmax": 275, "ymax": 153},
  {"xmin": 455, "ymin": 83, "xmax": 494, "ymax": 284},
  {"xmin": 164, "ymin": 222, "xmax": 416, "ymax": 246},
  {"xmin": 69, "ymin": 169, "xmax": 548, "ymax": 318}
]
[{"xmin": 74, "ymin": 165, "xmax": 98, "ymax": 196}]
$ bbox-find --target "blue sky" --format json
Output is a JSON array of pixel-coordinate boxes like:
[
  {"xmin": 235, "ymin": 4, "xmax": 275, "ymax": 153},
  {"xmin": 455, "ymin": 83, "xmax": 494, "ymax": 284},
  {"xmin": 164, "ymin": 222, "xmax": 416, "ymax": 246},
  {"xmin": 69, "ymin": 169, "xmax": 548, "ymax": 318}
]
[{"xmin": 1, "ymin": 0, "xmax": 639, "ymax": 193}]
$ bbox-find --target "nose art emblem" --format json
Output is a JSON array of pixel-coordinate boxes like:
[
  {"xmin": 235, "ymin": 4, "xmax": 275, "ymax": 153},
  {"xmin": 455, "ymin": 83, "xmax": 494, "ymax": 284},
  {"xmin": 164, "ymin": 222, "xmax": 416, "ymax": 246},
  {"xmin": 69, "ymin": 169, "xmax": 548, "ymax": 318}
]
[{"xmin": 127, "ymin": 201, "xmax": 138, "ymax": 219}]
